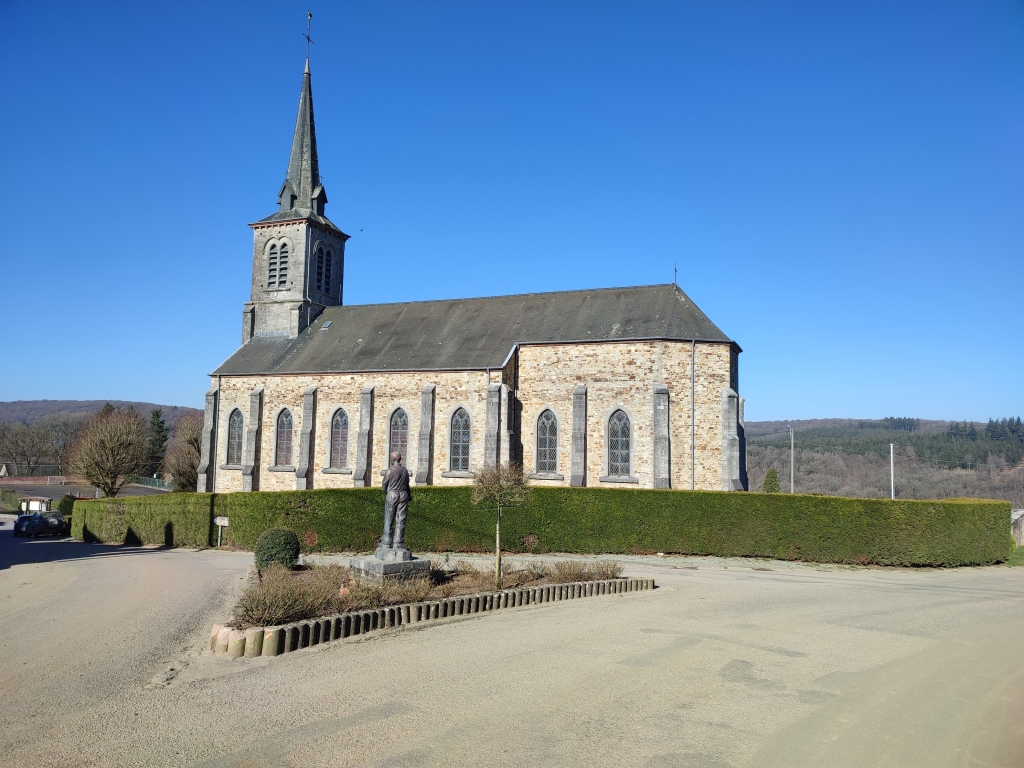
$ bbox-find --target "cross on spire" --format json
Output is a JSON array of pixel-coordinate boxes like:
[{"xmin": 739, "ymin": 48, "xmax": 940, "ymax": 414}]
[{"xmin": 303, "ymin": 11, "xmax": 314, "ymax": 60}]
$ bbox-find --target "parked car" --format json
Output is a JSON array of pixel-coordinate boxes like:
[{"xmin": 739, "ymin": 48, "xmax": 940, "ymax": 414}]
[
  {"xmin": 12, "ymin": 514, "xmax": 33, "ymax": 536},
  {"xmin": 21, "ymin": 511, "xmax": 65, "ymax": 537}
]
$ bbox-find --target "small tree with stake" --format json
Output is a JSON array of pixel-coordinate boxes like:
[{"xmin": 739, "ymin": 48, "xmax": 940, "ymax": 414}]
[{"xmin": 472, "ymin": 462, "xmax": 530, "ymax": 587}]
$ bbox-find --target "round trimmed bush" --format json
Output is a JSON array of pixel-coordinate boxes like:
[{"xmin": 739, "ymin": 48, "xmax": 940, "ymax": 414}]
[{"xmin": 254, "ymin": 528, "xmax": 300, "ymax": 571}]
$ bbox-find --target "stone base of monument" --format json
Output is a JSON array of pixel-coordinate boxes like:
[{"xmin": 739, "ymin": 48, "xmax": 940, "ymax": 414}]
[{"xmin": 349, "ymin": 547, "xmax": 430, "ymax": 581}]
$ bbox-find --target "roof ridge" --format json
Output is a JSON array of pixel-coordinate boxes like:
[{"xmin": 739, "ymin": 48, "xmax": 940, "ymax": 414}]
[{"xmin": 332, "ymin": 283, "xmax": 679, "ymax": 311}]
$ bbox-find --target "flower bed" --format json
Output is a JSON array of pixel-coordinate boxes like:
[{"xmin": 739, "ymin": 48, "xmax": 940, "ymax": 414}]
[
  {"xmin": 208, "ymin": 574, "xmax": 655, "ymax": 660},
  {"xmin": 232, "ymin": 558, "xmax": 624, "ymax": 629}
]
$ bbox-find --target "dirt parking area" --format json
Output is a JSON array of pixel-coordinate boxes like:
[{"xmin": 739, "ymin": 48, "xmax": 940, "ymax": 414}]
[{"xmin": 1, "ymin": 524, "xmax": 1022, "ymax": 767}]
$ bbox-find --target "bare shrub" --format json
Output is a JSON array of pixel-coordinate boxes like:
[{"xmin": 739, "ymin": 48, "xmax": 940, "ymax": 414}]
[
  {"xmin": 549, "ymin": 560, "xmax": 624, "ymax": 582},
  {"xmin": 336, "ymin": 575, "xmax": 431, "ymax": 612},
  {"xmin": 592, "ymin": 561, "xmax": 624, "ymax": 580},
  {"xmin": 235, "ymin": 563, "xmax": 341, "ymax": 627},
  {"xmin": 67, "ymin": 408, "xmax": 148, "ymax": 497},
  {"xmin": 233, "ymin": 558, "xmax": 625, "ymax": 628},
  {"xmin": 549, "ymin": 560, "xmax": 593, "ymax": 583}
]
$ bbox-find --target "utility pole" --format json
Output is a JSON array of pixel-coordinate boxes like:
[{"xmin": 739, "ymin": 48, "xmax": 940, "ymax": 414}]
[
  {"xmin": 789, "ymin": 424, "xmax": 794, "ymax": 493},
  {"xmin": 890, "ymin": 443, "xmax": 895, "ymax": 499}
]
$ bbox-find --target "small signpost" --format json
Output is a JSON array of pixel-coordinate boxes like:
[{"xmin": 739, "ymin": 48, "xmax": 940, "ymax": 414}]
[{"xmin": 214, "ymin": 516, "xmax": 229, "ymax": 547}]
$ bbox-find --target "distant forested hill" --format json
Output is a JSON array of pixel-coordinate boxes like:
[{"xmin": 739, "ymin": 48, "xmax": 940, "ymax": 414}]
[
  {"xmin": 746, "ymin": 417, "xmax": 1024, "ymax": 506},
  {"xmin": 748, "ymin": 417, "xmax": 1024, "ymax": 469},
  {"xmin": 0, "ymin": 400, "xmax": 200, "ymax": 426}
]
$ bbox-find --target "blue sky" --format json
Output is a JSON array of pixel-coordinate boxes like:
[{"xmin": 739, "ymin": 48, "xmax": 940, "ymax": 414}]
[{"xmin": 1, "ymin": 1, "xmax": 1021, "ymax": 421}]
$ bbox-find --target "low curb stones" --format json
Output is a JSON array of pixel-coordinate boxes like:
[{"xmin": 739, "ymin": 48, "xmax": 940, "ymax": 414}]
[{"xmin": 207, "ymin": 577, "xmax": 655, "ymax": 660}]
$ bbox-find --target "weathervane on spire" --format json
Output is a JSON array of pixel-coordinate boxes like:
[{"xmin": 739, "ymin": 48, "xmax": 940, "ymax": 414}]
[{"xmin": 304, "ymin": 11, "xmax": 314, "ymax": 60}]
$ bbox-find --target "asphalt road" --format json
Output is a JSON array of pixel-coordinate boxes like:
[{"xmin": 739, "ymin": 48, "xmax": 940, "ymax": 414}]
[{"xmin": 1, "ymin": 521, "xmax": 1022, "ymax": 767}]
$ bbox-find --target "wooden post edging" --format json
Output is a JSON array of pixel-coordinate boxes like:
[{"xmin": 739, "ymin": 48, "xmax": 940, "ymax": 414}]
[{"xmin": 211, "ymin": 577, "xmax": 655, "ymax": 659}]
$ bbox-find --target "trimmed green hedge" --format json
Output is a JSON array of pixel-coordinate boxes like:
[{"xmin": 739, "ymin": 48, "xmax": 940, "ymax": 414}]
[
  {"xmin": 73, "ymin": 493, "xmax": 213, "ymax": 548},
  {"xmin": 69, "ymin": 487, "xmax": 1012, "ymax": 567}
]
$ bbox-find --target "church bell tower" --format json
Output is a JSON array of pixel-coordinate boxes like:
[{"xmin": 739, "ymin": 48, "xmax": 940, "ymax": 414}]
[{"xmin": 242, "ymin": 59, "xmax": 348, "ymax": 343}]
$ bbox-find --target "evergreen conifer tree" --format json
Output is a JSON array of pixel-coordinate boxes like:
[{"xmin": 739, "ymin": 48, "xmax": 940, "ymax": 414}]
[
  {"xmin": 762, "ymin": 467, "xmax": 780, "ymax": 493},
  {"xmin": 147, "ymin": 409, "xmax": 169, "ymax": 476}
]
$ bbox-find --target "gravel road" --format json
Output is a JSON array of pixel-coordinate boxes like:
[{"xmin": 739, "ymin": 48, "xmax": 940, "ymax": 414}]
[{"xmin": 1, "ymin": 519, "xmax": 1022, "ymax": 767}]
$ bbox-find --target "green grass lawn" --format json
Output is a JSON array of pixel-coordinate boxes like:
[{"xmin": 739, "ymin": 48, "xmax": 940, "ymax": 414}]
[{"xmin": 1007, "ymin": 545, "xmax": 1024, "ymax": 567}]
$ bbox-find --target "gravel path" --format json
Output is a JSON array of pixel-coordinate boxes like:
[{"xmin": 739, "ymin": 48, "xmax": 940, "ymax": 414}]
[{"xmin": 2, "ymin": 521, "xmax": 1022, "ymax": 767}]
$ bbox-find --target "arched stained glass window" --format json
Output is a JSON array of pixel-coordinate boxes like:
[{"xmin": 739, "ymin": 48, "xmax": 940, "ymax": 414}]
[
  {"xmin": 330, "ymin": 409, "xmax": 348, "ymax": 469},
  {"xmin": 450, "ymin": 408, "xmax": 470, "ymax": 471},
  {"xmin": 276, "ymin": 409, "xmax": 294, "ymax": 467},
  {"xmin": 226, "ymin": 409, "xmax": 243, "ymax": 465},
  {"xmin": 536, "ymin": 410, "xmax": 557, "ymax": 472},
  {"xmin": 608, "ymin": 410, "xmax": 631, "ymax": 476},
  {"xmin": 389, "ymin": 409, "xmax": 409, "ymax": 462}
]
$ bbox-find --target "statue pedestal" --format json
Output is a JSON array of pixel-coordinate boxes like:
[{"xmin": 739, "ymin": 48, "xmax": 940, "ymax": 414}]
[{"xmin": 350, "ymin": 548, "xmax": 430, "ymax": 581}]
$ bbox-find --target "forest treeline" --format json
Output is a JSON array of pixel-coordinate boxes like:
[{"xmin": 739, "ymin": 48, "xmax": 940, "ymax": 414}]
[
  {"xmin": 746, "ymin": 417, "xmax": 1024, "ymax": 507},
  {"xmin": 748, "ymin": 417, "xmax": 1024, "ymax": 469}
]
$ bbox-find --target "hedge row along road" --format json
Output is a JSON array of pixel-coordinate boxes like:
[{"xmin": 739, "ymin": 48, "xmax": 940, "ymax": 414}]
[{"xmin": 71, "ymin": 487, "xmax": 1012, "ymax": 567}]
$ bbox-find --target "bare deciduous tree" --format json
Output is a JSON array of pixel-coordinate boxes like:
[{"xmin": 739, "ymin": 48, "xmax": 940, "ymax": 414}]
[
  {"xmin": 163, "ymin": 412, "xmax": 204, "ymax": 492},
  {"xmin": 67, "ymin": 409, "xmax": 149, "ymax": 497},
  {"xmin": 35, "ymin": 412, "xmax": 90, "ymax": 474},
  {"xmin": 472, "ymin": 462, "xmax": 531, "ymax": 585},
  {"xmin": 0, "ymin": 421, "xmax": 53, "ymax": 475}
]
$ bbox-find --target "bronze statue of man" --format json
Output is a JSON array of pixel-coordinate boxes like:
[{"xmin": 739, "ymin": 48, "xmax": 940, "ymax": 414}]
[{"xmin": 380, "ymin": 451, "xmax": 411, "ymax": 550}]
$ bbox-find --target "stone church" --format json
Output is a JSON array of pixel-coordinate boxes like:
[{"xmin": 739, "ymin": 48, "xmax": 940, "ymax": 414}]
[{"xmin": 196, "ymin": 60, "xmax": 747, "ymax": 494}]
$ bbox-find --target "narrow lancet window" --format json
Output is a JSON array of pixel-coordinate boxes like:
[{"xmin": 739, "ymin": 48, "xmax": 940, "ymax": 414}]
[
  {"xmin": 226, "ymin": 409, "xmax": 243, "ymax": 465},
  {"xmin": 450, "ymin": 408, "xmax": 470, "ymax": 471},
  {"xmin": 536, "ymin": 410, "xmax": 557, "ymax": 472},
  {"xmin": 330, "ymin": 409, "xmax": 348, "ymax": 469},
  {"xmin": 389, "ymin": 409, "xmax": 409, "ymax": 461},
  {"xmin": 608, "ymin": 410, "xmax": 631, "ymax": 476},
  {"xmin": 276, "ymin": 409, "xmax": 294, "ymax": 466},
  {"xmin": 324, "ymin": 250, "xmax": 333, "ymax": 296}
]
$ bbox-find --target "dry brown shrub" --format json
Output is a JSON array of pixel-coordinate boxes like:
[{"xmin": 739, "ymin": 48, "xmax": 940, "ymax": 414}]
[
  {"xmin": 548, "ymin": 560, "xmax": 623, "ymax": 582},
  {"xmin": 233, "ymin": 557, "xmax": 626, "ymax": 628},
  {"xmin": 336, "ymin": 575, "xmax": 431, "ymax": 611},
  {"xmin": 549, "ymin": 560, "xmax": 593, "ymax": 583},
  {"xmin": 592, "ymin": 561, "xmax": 624, "ymax": 580},
  {"xmin": 235, "ymin": 563, "xmax": 341, "ymax": 628}
]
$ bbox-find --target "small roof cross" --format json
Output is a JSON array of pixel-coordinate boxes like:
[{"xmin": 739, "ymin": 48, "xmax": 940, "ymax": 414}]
[{"xmin": 304, "ymin": 11, "xmax": 315, "ymax": 60}]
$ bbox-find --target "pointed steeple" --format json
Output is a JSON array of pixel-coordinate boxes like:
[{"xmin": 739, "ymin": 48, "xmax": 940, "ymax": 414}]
[{"xmin": 277, "ymin": 58, "xmax": 327, "ymax": 216}]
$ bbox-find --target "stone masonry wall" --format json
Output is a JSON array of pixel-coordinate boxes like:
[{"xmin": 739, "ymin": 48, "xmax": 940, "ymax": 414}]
[
  {"xmin": 213, "ymin": 370, "xmax": 499, "ymax": 492},
  {"xmin": 515, "ymin": 341, "xmax": 736, "ymax": 490},
  {"xmin": 210, "ymin": 341, "xmax": 737, "ymax": 493}
]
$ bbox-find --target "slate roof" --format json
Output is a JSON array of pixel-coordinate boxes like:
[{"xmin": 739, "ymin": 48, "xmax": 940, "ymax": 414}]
[{"xmin": 213, "ymin": 284, "xmax": 737, "ymax": 376}]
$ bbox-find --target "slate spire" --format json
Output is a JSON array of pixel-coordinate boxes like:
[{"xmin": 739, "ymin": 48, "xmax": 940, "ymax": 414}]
[{"xmin": 278, "ymin": 58, "xmax": 327, "ymax": 215}]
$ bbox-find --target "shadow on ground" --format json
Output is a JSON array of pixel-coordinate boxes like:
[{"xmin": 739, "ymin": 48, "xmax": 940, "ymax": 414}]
[{"xmin": 0, "ymin": 518, "xmax": 190, "ymax": 570}]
